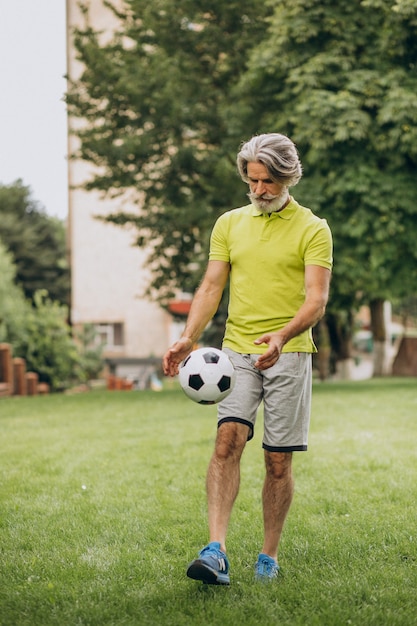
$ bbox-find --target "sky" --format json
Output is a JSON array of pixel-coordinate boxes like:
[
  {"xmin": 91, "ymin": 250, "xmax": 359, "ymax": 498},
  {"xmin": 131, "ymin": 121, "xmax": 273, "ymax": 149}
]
[{"xmin": 0, "ymin": 1, "xmax": 68, "ymax": 220}]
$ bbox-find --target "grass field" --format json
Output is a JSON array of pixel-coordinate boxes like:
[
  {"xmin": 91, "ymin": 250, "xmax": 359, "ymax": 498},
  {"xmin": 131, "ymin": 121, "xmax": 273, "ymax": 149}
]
[{"xmin": 1, "ymin": 378, "xmax": 417, "ymax": 626}]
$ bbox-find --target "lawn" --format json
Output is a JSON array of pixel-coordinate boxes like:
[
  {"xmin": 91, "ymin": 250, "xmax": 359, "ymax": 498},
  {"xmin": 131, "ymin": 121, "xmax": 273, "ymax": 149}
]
[{"xmin": 0, "ymin": 378, "xmax": 416, "ymax": 626}]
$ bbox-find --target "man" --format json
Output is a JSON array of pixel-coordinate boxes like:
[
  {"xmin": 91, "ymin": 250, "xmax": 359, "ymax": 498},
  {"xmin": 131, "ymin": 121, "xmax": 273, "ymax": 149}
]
[{"xmin": 163, "ymin": 133, "xmax": 333, "ymax": 584}]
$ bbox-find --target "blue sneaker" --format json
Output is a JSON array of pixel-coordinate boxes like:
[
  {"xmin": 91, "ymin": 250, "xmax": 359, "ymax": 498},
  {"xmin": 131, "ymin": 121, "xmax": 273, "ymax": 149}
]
[
  {"xmin": 255, "ymin": 553, "xmax": 280, "ymax": 582},
  {"xmin": 186, "ymin": 542, "xmax": 230, "ymax": 585}
]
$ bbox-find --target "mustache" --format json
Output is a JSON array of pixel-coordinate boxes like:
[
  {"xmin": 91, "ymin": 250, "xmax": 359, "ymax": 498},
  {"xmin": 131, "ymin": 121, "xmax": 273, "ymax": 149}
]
[{"xmin": 247, "ymin": 191, "xmax": 280, "ymax": 201}]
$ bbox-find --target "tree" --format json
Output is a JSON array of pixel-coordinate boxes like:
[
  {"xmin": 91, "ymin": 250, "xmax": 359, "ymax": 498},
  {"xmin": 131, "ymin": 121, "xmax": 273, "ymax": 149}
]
[
  {"xmin": 10, "ymin": 291, "xmax": 104, "ymax": 391},
  {"xmin": 0, "ymin": 238, "xmax": 103, "ymax": 391},
  {"xmin": 0, "ymin": 239, "xmax": 27, "ymax": 344},
  {"xmin": 0, "ymin": 180, "xmax": 70, "ymax": 307},
  {"xmin": 67, "ymin": 0, "xmax": 417, "ymax": 375},
  {"xmin": 66, "ymin": 0, "xmax": 272, "ymax": 304},
  {"xmin": 231, "ymin": 0, "xmax": 417, "ymax": 374}
]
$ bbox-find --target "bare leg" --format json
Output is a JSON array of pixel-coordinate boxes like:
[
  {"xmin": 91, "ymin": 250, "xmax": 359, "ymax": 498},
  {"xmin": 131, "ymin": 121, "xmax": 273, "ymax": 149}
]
[
  {"xmin": 206, "ymin": 422, "xmax": 249, "ymax": 553},
  {"xmin": 261, "ymin": 451, "xmax": 294, "ymax": 561}
]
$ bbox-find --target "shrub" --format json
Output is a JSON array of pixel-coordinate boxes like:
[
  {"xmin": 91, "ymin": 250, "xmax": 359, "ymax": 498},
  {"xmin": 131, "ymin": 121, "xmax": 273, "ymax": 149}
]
[
  {"xmin": 12, "ymin": 291, "xmax": 80, "ymax": 391},
  {"xmin": 0, "ymin": 240, "xmax": 28, "ymax": 344}
]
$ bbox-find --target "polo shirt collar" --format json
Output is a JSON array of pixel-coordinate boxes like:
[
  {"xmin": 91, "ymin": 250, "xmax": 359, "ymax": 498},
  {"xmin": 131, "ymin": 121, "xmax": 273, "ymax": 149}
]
[{"xmin": 250, "ymin": 197, "xmax": 298, "ymax": 220}]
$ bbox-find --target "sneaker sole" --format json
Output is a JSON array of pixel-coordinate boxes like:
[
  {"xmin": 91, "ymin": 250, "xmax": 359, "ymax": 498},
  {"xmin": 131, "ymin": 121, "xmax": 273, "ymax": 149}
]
[{"xmin": 186, "ymin": 559, "xmax": 230, "ymax": 585}]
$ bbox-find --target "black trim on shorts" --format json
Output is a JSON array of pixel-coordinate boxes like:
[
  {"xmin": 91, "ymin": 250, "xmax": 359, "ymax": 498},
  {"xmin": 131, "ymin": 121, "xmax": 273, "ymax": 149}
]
[
  {"xmin": 263, "ymin": 443, "xmax": 308, "ymax": 452},
  {"xmin": 218, "ymin": 417, "xmax": 254, "ymax": 441}
]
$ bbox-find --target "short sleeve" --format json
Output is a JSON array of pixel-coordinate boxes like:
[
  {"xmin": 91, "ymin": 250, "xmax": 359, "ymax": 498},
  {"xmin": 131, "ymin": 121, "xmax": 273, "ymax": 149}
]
[
  {"xmin": 304, "ymin": 219, "xmax": 333, "ymax": 270},
  {"xmin": 209, "ymin": 214, "xmax": 231, "ymax": 262}
]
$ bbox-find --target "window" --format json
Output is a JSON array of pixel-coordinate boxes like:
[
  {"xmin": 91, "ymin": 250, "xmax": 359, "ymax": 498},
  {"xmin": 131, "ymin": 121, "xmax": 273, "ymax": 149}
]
[{"xmin": 95, "ymin": 323, "xmax": 124, "ymax": 349}]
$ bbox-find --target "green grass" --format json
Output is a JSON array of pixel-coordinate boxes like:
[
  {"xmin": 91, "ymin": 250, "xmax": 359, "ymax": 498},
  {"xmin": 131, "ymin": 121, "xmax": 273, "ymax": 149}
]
[{"xmin": 1, "ymin": 378, "xmax": 417, "ymax": 626}]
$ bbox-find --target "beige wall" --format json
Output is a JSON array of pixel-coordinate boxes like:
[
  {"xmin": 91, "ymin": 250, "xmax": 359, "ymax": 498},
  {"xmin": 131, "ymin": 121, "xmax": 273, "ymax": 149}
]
[{"xmin": 67, "ymin": 0, "xmax": 174, "ymax": 360}]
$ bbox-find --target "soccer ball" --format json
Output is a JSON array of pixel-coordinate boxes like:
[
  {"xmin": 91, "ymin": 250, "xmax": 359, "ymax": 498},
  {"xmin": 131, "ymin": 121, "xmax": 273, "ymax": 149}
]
[{"xmin": 179, "ymin": 347, "xmax": 236, "ymax": 405}]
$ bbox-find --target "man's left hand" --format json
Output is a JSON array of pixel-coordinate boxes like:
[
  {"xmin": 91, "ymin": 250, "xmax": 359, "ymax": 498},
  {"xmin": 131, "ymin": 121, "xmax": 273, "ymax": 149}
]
[{"xmin": 253, "ymin": 332, "xmax": 285, "ymax": 370}]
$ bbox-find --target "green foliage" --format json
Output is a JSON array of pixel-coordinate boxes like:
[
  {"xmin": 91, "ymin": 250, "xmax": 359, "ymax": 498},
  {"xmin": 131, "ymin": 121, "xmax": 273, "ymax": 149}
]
[
  {"xmin": 0, "ymin": 263, "xmax": 103, "ymax": 390},
  {"xmin": 9, "ymin": 293, "xmax": 104, "ymax": 391},
  {"xmin": 233, "ymin": 0, "xmax": 417, "ymax": 309},
  {"xmin": 393, "ymin": 293, "xmax": 417, "ymax": 328},
  {"xmin": 0, "ymin": 235, "xmax": 103, "ymax": 390},
  {"xmin": 0, "ymin": 239, "xmax": 28, "ymax": 344},
  {"xmin": 0, "ymin": 243, "xmax": 75, "ymax": 375},
  {"xmin": 66, "ymin": 0, "xmax": 272, "ymax": 303},
  {"xmin": 73, "ymin": 323, "xmax": 105, "ymax": 381},
  {"xmin": 66, "ymin": 0, "xmax": 417, "ymax": 364},
  {"xmin": 10, "ymin": 291, "xmax": 80, "ymax": 390},
  {"xmin": 1, "ymin": 380, "xmax": 417, "ymax": 625},
  {"xmin": 0, "ymin": 180, "xmax": 70, "ymax": 306}
]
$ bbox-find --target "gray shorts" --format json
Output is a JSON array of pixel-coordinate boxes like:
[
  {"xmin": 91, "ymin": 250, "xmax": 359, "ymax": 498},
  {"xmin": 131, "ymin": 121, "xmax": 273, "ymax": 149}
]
[{"xmin": 218, "ymin": 348, "xmax": 312, "ymax": 452}]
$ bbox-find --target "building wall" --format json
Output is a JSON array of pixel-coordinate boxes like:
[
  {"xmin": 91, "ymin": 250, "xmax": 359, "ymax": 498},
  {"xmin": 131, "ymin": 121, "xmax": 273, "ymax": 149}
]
[{"xmin": 66, "ymin": 0, "xmax": 174, "ymax": 363}]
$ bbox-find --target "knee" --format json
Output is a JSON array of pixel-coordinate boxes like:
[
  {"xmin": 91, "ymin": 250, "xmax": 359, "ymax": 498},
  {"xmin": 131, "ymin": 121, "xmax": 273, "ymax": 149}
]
[
  {"xmin": 214, "ymin": 422, "xmax": 248, "ymax": 461},
  {"xmin": 264, "ymin": 451, "xmax": 293, "ymax": 481}
]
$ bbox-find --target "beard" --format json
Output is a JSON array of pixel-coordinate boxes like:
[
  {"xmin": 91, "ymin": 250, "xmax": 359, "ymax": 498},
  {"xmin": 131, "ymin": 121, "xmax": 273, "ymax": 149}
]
[{"xmin": 248, "ymin": 188, "xmax": 289, "ymax": 213}]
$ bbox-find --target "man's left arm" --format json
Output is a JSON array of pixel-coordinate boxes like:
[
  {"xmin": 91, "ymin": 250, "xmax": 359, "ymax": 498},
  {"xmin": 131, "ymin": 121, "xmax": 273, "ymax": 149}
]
[{"xmin": 254, "ymin": 265, "xmax": 331, "ymax": 370}]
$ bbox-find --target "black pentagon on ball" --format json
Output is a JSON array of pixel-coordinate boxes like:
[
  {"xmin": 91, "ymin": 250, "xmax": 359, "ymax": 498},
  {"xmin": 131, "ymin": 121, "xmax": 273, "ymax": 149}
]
[
  {"xmin": 189, "ymin": 374, "xmax": 204, "ymax": 390},
  {"xmin": 203, "ymin": 351, "xmax": 220, "ymax": 364},
  {"xmin": 218, "ymin": 375, "xmax": 232, "ymax": 392}
]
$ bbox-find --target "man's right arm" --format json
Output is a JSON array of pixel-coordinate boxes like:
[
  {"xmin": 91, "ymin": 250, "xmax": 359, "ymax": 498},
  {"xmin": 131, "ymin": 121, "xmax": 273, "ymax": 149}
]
[{"xmin": 162, "ymin": 260, "xmax": 230, "ymax": 377}]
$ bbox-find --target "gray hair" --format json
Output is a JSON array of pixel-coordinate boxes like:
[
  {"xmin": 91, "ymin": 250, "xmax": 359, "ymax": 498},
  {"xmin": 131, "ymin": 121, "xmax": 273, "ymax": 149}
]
[{"xmin": 237, "ymin": 133, "xmax": 302, "ymax": 187}]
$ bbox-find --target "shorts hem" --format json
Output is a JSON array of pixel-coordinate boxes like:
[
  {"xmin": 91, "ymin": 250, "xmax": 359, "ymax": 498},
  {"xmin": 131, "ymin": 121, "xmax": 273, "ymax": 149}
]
[
  {"xmin": 218, "ymin": 417, "xmax": 254, "ymax": 441},
  {"xmin": 262, "ymin": 443, "xmax": 308, "ymax": 452}
]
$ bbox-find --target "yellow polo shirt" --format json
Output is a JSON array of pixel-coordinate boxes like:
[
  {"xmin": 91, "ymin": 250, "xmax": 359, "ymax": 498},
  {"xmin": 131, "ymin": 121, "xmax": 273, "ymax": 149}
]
[{"xmin": 209, "ymin": 199, "xmax": 333, "ymax": 354}]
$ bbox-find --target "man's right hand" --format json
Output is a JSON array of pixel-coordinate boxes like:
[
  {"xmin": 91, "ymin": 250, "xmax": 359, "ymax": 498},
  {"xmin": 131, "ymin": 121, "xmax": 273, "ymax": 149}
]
[{"xmin": 162, "ymin": 337, "xmax": 194, "ymax": 377}]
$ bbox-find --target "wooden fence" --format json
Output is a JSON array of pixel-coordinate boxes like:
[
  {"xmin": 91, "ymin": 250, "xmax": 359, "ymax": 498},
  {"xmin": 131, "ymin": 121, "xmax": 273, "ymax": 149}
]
[{"xmin": 0, "ymin": 343, "xmax": 49, "ymax": 398}]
